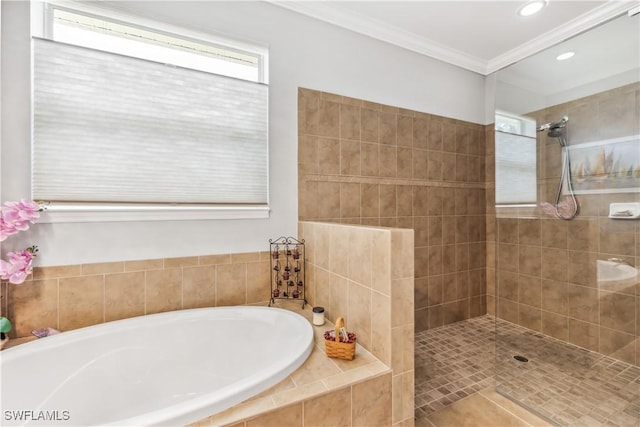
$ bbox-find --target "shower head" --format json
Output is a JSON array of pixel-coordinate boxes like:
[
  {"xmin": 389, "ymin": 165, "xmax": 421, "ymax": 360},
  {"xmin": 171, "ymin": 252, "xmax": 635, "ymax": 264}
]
[
  {"xmin": 547, "ymin": 125, "xmax": 565, "ymax": 138},
  {"xmin": 537, "ymin": 116, "xmax": 568, "ymax": 133}
]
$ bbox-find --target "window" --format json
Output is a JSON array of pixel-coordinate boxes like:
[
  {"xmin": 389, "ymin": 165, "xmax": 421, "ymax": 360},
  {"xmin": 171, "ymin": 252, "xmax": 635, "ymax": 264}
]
[
  {"xmin": 495, "ymin": 112, "xmax": 537, "ymax": 205},
  {"xmin": 31, "ymin": 3, "xmax": 269, "ymax": 220}
]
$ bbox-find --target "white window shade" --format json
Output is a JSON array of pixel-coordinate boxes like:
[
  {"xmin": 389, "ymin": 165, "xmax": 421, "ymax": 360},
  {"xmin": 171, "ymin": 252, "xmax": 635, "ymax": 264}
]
[
  {"xmin": 495, "ymin": 131, "xmax": 537, "ymax": 204},
  {"xmin": 32, "ymin": 38, "xmax": 268, "ymax": 205}
]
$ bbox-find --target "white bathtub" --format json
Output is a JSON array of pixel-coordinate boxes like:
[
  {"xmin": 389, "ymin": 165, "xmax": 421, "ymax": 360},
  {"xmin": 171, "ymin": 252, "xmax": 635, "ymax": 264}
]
[{"xmin": 1, "ymin": 306, "xmax": 314, "ymax": 426}]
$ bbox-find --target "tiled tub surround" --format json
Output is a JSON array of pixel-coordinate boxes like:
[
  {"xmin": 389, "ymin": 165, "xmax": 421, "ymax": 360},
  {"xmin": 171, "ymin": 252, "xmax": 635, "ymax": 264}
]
[
  {"xmin": 0, "ymin": 252, "xmax": 272, "ymax": 338},
  {"xmin": 299, "ymin": 221, "xmax": 415, "ymax": 426},
  {"xmin": 488, "ymin": 82, "xmax": 640, "ymax": 365},
  {"xmin": 190, "ymin": 302, "xmax": 394, "ymax": 427},
  {"xmin": 2, "ymin": 221, "xmax": 411, "ymax": 426},
  {"xmin": 298, "ymin": 88, "xmax": 487, "ymax": 332}
]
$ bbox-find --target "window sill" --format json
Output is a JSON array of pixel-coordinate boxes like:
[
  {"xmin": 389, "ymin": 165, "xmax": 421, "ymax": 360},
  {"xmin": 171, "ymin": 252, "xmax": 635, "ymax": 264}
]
[{"xmin": 38, "ymin": 204, "xmax": 270, "ymax": 223}]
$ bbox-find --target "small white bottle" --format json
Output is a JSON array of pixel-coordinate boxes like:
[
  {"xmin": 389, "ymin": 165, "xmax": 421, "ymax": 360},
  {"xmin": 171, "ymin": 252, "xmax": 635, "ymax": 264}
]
[{"xmin": 312, "ymin": 306, "xmax": 325, "ymax": 326}]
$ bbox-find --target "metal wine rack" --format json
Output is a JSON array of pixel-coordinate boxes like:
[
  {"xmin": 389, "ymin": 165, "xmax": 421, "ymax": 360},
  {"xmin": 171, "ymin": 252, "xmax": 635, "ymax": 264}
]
[{"xmin": 268, "ymin": 236, "xmax": 306, "ymax": 308}]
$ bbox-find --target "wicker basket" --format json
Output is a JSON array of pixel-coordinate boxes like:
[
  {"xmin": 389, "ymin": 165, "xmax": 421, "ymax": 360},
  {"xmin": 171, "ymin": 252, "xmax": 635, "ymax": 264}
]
[{"xmin": 324, "ymin": 317, "xmax": 356, "ymax": 360}]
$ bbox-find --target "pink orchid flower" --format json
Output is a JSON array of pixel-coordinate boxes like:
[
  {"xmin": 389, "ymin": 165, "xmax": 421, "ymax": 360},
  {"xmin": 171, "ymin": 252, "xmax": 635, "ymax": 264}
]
[
  {"xmin": 0, "ymin": 200, "xmax": 42, "ymax": 242},
  {"xmin": 0, "ymin": 248, "xmax": 36, "ymax": 285}
]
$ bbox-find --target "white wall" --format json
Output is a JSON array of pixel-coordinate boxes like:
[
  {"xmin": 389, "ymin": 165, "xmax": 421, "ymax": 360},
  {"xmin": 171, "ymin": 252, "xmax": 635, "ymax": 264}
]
[{"xmin": 1, "ymin": 1, "xmax": 486, "ymax": 266}]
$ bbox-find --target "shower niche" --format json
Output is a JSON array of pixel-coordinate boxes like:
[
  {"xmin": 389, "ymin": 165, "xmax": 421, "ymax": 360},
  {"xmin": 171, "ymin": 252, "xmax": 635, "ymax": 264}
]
[{"xmin": 268, "ymin": 236, "xmax": 306, "ymax": 307}]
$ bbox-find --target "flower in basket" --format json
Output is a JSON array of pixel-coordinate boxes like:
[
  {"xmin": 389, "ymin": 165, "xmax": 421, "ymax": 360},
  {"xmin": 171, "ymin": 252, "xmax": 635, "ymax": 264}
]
[
  {"xmin": 324, "ymin": 329, "xmax": 357, "ymax": 343},
  {"xmin": 0, "ymin": 199, "xmax": 45, "ymax": 285}
]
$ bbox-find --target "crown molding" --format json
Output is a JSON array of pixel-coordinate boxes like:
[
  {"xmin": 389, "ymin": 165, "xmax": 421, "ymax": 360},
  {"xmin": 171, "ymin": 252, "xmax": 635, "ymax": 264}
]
[
  {"xmin": 266, "ymin": 0, "xmax": 636, "ymax": 76},
  {"xmin": 486, "ymin": 1, "xmax": 637, "ymax": 74},
  {"xmin": 266, "ymin": 0, "xmax": 487, "ymax": 74}
]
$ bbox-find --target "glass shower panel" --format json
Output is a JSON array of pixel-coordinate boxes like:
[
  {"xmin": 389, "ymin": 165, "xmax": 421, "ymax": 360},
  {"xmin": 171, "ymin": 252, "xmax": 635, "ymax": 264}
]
[{"xmin": 494, "ymin": 12, "xmax": 640, "ymax": 427}]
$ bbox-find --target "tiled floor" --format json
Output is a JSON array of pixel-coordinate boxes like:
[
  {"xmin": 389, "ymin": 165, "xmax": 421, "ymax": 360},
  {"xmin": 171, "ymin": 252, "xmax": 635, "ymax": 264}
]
[
  {"xmin": 416, "ymin": 386, "xmax": 553, "ymax": 427},
  {"xmin": 416, "ymin": 315, "xmax": 640, "ymax": 426},
  {"xmin": 415, "ymin": 315, "xmax": 495, "ymax": 417}
]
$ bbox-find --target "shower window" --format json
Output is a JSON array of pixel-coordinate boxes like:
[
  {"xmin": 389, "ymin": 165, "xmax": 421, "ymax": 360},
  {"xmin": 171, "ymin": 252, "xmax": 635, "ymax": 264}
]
[
  {"xmin": 30, "ymin": 3, "xmax": 269, "ymax": 220},
  {"xmin": 495, "ymin": 113, "xmax": 537, "ymax": 205}
]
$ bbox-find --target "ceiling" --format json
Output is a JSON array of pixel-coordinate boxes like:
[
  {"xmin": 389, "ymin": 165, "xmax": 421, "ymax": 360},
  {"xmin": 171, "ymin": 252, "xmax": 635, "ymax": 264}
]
[{"xmin": 268, "ymin": 0, "xmax": 637, "ymax": 75}]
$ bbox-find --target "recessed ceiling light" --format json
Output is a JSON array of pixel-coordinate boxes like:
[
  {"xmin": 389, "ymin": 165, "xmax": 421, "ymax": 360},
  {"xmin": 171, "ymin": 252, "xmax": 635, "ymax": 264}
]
[
  {"xmin": 556, "ymin": 52, "xmax": 575, "ymax": 61},
  {"xmin": 518, "ymin": 0, "xmax": 548, "ymax": 17}
]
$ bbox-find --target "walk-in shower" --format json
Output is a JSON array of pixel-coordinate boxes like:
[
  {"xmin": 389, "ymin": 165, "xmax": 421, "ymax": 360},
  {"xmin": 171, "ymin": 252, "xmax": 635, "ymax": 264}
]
[
  {"xmin": 493, "ymin": 8, "xmax": 640, "ymax": 425},
  {"xmin": 536, "ymin": 116, "xmax": 578, "ymax": 220}
]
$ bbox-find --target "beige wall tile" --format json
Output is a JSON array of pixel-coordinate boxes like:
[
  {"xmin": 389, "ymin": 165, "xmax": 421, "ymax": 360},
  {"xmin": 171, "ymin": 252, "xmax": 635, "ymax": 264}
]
[
  {"xmin": 352, "ymin": 373, "xmax": 392, "ymax": 427},
  {"xmin": 348, "ymin": 281, "xmax": 372, "ymax": 352},
  {"xmin": 379, "ymin": 185, "xmax": 397, "ymax": 218},
  {"xmin": 146, "ymin": 268, "xmax": 182, "ymax": 314},
  {"xmin": 568, "ymin": 318, "xmax": 599, "ymax": 352},
  {"xmin": 82, "ymin": 261, "xmax": 124, "ymax": 275},
  {"xmin": 299, "ymin": 134, "xmax": 318, "ymax": 175},
  {"xmin": 541, "ymin": 219, "xmax": 568, "ymax": 249},
  {"xmin": 105, "ymin": 271, "xmax": 145, "ymax": 321},
  {"xmin": 33, "ymin": 264, "xmax": 82, "ymax": 280},
  {"xmin": 318, "ymin": 100, "xmax": 340, "ymax": 139},
  {"xmin": 392, "ymin": 375, "xmax": 403, "ymax": 425},
  {"xmin": 398, "ymin": 147, "xmax": 414, "ymax": 179},
  {"xmin": 340, "ymin": 103, "xmax": 360, "ymax": 141},
  {"xmin": 361, "ymin": 184, "xmax": 380, "ymax": 218},
  {"xmin": 371, "ymin": 291, "xmax": 391, "ymax": 365},
  {"xmin": 340, "ymin": 183, "xmax": 361, "ymax": 218},
  {"xmin": 317, "ymin": 182, "xmax": 340, "ymax": 219},
  {"xmin": 348, "ymin": 228, "xmax": 372, "ymax": 287},
  {"xmin": 541, "ymin": 310, "xmax": 568, "ymax": 341},
  {"xmin": 164, "ymin": 256, "xmax": 199, "ymax": 268},
  {"xmin": 59, "ymin": 275, "xmax": 104, "ymax": 331},
  {"xmin": 412, "ymin": 116, "xmax": 429, "ymax": 150},
  {"xmin": 361, "ymin": 142, "xmax": 380, "ymax": 177},
  {"xmin": 427, "ymin": 151, "xmax": 443, "ymax": 181},
  {"xmin": 318, "ymin": 137, "xmax": 341, "ymax": 175},
  {"xmin": 541, "ymin": 279, "xmax": 568, "ymax": 315},
  {"xmin": 380, "ymin": 112, "xmax": 397, "ymax": 145},
  {"xmin": 315, "ymin": 268, "xmax": 331, "ymax": 318},
  {"xmin": 330, "ymin": 227, "xmax": 349, "ymax": 277},
  {"xmin": 540, "ymin": 248, "xmax": 568, "ymax": 282},
  {"xmin": 372, "ymin": 231, "xmax": 391, "ymax": 295},
  {"xmin": 125, "ymin": 258, "xmax": 164, "ymax": 271},
  {"xmin": 246, "ymin": 403, "xmax": 302, "ymax": 427},
  {"xmin": 199, "ymin": 254, "xmax": 231, "ymax": 266},
  {"xmin": 397, "ymin": 115, "xmax": 413, "ymax": 148},
  {"xmin": 392, "ymin": 278, "xmax": 414, "ymax": 328},
  {"xmin": 231, "ymin": 252, "xmax": 261, "ymax": 264},
  {"xmin": 518, "ymin": 304, "xmax": 542, "ymax": 331},
  {"xmin": 361, "ymin": 108, "xmax": 379, "ymax": 143},
  {"xmin": 567, "ymin": 284, "xmax": 598, "ymax": 323},
  {"xmin": 340, "ymin": 140, "xmax": 361, "ymax": 176},
  {"xmin": 183, "ymin": 266, "xmax": 216, "ymax": 309},
  {"xmin": 8, "ymin": 279, "xmax": 58, "ymax": 337},
  {"xmin": 303, "ymin": 387, "xmax": 351, "ymax": 427},
  {"xmin": 518, "ymin": 245, "xmax": 541, "ymax": 277},
  {"xmin": 331, "ymin": 273, "xmax": 349, "ymax": 323},
  {"xmin": 600, "ymin": 291, "xmax": 635, "ymax": 334},
  {"xmin": 567, "ymin": 250, "xmax": 597, "ymax": 287},
  {"xmin": 497, "ymin": 298, "xmax": 518, "ymax": 324},
  {"xmin": 380, "ymin": 145, "xmax": 398, "ymax": 177},
  {"xmin": 497, "ymin": 243, "xmax": 519, "ymax": 273},
  {"xmin": 600, "ymin": 326, "xmax": 635, "ymax": 364},
  {"xmin": 246, "ymin": 262, "xmax": 270, "ymax": 305},
  {"xmin": 314, "ymin": 223, "xmax": 331, "ymax": 270},
  {"xmin": 216, "ymin": 264, "xmax": 247, "ymax": 307}
]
